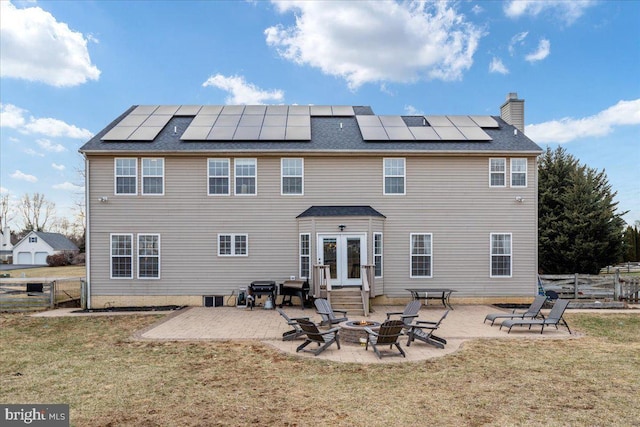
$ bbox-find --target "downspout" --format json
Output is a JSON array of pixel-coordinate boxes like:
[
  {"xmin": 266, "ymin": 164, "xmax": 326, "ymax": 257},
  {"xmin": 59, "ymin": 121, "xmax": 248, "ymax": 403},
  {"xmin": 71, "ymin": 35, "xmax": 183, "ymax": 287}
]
[{"xmin": 84, "ymin": 155, "xmax": 91, "ymax": 309}]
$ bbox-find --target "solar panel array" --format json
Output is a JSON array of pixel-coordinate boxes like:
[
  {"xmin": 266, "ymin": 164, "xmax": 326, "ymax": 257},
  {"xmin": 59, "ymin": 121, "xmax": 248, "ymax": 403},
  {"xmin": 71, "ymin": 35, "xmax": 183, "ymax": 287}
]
[{"xmin": 101, "ymin": 105, "xmax": 498, "ymax": 143}]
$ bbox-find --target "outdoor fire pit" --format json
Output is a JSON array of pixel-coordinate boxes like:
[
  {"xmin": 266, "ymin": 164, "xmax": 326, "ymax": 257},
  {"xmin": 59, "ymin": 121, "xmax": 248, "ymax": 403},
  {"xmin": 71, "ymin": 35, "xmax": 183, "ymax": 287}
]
[{"xmin": 339, "ymin": 320, "xmax": 381, "ymax": 343}]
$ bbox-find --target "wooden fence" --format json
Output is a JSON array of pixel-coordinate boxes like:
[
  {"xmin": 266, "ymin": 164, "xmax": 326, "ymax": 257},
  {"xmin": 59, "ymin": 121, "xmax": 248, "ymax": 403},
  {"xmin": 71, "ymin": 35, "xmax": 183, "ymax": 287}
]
[
  {"xmin": 0, "ymin": 277, "xmax": 84, "ymax": 312},
  {"xmin": 540, "ymin": 271, "xmax": 639, "ymax": 303}
]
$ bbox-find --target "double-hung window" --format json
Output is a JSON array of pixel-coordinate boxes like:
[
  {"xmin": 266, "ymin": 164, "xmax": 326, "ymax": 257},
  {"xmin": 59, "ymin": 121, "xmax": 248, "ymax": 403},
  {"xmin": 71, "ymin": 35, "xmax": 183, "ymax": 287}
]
[
  {"xmin": 489, "ymin": 158, "xmax": 506, "ymax": 187},
  {"xmin": 410, "ymin": 233, "xmax": 432, "ymax": 278},
  {"xmin": 511, "ymin": 158, "xmax": 527, "ymax": 187},
  {"xmin": 208, "ymin": 158, "xmax": 230, "ymax": 195},
  {"xmin": 218, "ymin": 234, "xmax": 248, "ymax": 256},
  {"xmin": 138, "ymin": 234, "xmax": 160, "ymax": 279},
  {"xmin": 384, "ymin": 158, "xmax": 405, "ymax": 195},
  {"xmin": 111, "ymin": 234, "xmax": 133, "ymax": 279},
  {"xmin": 299, "ymin": 233, "xmax": 310, "ymax": 279},
  {"xmin": 374, "ymin": 233, "xmax": 383, "ymax": 278},
  {"xmin": 115, "ymin": 158, "xmax": 137, "ymax": 194},
  {"xmin": 282, "ymin": 158, "xmax": 303, "ymax": 195},
  {"xmin": 235, "ymin": 159, "xmax": 257, "ymax": 195},
  {"xmin": 490, "ymin": 233, "xmax": 512, "ymax": 277},
  {"xmin": 142, "ymin": 158, "xmax": 164, "ymax": 195}
]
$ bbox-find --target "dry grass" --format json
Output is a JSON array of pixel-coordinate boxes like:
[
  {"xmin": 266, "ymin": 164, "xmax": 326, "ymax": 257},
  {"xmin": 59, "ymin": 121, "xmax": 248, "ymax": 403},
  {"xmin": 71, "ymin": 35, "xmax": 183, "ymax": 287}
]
[
  {"xmin": 1, "ymin": 265, "xmax": 86, "ymax": 279},
  {"xmin": 1, "ymin": 312, "xmax": 639, "ymax": 426}
]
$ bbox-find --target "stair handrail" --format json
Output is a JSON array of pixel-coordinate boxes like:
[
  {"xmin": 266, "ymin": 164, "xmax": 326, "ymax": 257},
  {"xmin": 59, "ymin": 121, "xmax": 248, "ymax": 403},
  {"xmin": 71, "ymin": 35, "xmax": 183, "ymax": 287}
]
[{"xmin": 360, "ymin": 266, "xmax": 370, "ymax": 317}]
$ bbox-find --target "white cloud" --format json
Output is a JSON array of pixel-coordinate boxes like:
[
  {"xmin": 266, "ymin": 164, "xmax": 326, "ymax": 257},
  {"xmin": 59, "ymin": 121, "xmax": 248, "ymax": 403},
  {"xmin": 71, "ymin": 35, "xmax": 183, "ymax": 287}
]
[
  {"xmin": 0, "ymin": 103, "xmax": 93, "ymax": 139},
  {"xmin": 24, "ymin": 148, "xmax": 44, "ymax": 157},
  {"xmin": 508, "ymin": 31, "xmax": 528, "ymax": 56},
  {"xmin": 526, "ymin": 99, "xmax": 640, "ymax": 143},
  {"xmin": 0, "ymin": 0, "xmax": 101, "ymax": 86},
  {"xmin": 265, "ymin": 1, "xmax": 483, "ymax": 89},
  {"xmin": 525, "ymin": 38, "xmax": 550, "ymax": 62},
  {"xmin": 489, "ymin": 57, "xmax": 509, "ymax": 74},
  {"xmin": 52, "ymin": 163, "xmax": 66, "ymax": 171},
  {"xmin": 37, "ymin": 138, "xmax": 67, "ymax": 152},
  {"xmin": 0, "ymin": 187, "xmax": 8, "ymax": 194},
  {"xmin": 404, "ymin": 105, "xmax": 424, "ymax": 115},
  {"xmin": 52, "ymin": 182, "xmax": 83, "ymax": 191},
  {"xmin": 10, "ymin": 170, "xmax": 38, "ymax": 183},
  {"xmin": 504, "ymin": 0, "xmax": 596, "ymax": 24},
  {"xmin": 202, "ymin": 74, "xmax": 284, "ymax": 104},
  {"xmin": 471, "ymin": 5, "xmax": 483, "ymax": 15}
]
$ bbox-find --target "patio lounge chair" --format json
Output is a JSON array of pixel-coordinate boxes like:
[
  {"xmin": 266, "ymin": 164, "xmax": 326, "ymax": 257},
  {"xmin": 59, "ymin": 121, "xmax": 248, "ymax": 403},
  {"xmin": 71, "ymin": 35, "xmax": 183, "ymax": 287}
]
[
  {"xmin": 277, "ymin": 308, "xmax": 310, "ymax": 341},
  {"xmin": 364, "ymin": 319, "xmax": 406, "ymax": 359},
  {"xmin": 314, "ymin": 298, "xmax": 348, "ymax": 326},
  {"xmin": 500, "ymin": 299, "xmax": 572, "ymax": 334},
  {"xmin": 386, "ymin": 300, "xmax": 421, "ymax": 328},
  {"xmin": 406, "ymin": 310, "xmax": 449, "ymax": 349},
  {"xmin": 484, "ymin": 295, "xmax": 547, "ymax": 326},
  {"xmin": 295, "ymin": 319, "xmax": 341, "ymax": 356}
]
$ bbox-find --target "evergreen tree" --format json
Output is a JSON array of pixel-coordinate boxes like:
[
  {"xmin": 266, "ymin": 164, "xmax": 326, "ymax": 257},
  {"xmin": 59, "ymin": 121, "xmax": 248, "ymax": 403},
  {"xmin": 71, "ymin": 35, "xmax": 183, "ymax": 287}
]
[
  {"xmin": 623, "ymin": 225, "xmax": 640, "ymax": 262},
  {"xmin": 538, "ymin": 147, "xmax": 626, "ymax": 274}
]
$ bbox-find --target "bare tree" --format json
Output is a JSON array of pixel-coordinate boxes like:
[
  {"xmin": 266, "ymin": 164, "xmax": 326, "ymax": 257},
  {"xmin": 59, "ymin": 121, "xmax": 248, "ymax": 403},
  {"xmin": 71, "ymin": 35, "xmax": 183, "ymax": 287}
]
[
  {"xmin": 19, "ymin": 193, "xmax": 56, "ymax": 232},
  {"xmin": 0, "ymin": 194, "xmax": 13, "ymax": 230}
]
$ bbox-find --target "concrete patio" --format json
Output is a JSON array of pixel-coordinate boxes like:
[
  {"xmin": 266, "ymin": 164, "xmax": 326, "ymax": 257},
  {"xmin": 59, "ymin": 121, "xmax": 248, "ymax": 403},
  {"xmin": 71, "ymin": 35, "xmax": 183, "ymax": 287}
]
[{"xmin": 34, "ymin": 304, "xmax": 590, "ymax": 364}]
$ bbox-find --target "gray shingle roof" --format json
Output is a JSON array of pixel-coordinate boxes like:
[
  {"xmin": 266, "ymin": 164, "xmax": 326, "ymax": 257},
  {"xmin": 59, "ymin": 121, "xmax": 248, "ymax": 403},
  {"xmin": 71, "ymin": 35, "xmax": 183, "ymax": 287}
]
[
  {"xmin": 34, "ymin": 232, "xmax": 79, "ymax": 251},
  {"xmin": 79, "ymin": 105, "xmax": 542, "ymax": 155},
  {"xmin": 297, "ymin": 206, "xmax": 386, "ymax": 218}
]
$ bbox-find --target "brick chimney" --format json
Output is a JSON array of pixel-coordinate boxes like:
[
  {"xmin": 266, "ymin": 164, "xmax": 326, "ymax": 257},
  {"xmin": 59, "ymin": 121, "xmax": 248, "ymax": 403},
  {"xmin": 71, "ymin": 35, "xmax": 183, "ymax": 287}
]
[{"xmin": 500, "ymin": 92, "xmax": 525, "ymax": 133}]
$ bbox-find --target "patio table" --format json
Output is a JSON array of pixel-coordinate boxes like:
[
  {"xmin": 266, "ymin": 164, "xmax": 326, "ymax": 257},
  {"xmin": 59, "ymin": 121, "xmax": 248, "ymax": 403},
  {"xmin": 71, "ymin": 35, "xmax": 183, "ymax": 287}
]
[{"xmin": 406, "ymin": 288, "xmax": 457, "ymax": 310}]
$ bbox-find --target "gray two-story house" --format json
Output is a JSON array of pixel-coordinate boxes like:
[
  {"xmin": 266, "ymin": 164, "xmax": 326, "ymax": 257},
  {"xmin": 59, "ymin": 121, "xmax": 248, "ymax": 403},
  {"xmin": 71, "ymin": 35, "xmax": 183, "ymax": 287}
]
[{"xmin": 79, "ymin": 93, "xmax": 542, "ymax": 309}]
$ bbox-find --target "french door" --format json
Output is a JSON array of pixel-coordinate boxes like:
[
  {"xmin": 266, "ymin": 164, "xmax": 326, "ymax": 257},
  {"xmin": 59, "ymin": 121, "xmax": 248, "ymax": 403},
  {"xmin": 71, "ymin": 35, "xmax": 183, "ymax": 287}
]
[{"xmin": 317, "ymin": 234, "xmax": 366, "ymax": 286}]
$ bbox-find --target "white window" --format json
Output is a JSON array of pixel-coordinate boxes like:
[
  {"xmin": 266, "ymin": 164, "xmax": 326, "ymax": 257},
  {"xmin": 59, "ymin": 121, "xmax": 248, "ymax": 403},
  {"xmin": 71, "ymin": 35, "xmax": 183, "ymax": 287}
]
[
  {"xmin": 490, "ymin": 233, "xmax": 512, "ymax": 277},
  {"xmin": 235, "ymin": 159, "xmax": 257, "ymax": 195},
  {"xmin": 511, "ymin": 158, "xmax": 527, "ymax": 187},
  {"xmin": 374, "ymin": 232, "xmax": 383, "ymax": 278},
  {"xmin": 138, "ymin": 234, "xmax": 160, "ymax": 279},
  {"xmin": 282, "ymin": 158, "xmax": 304, "ymax": 195},
  {"xmin": 115, "ymin": 158, "xmax": 137, "ymax": 195},
  {"xmin": 218, "ymin": 234, "xmax": 248, "ymax": 256},
  {"xmin": 489, "ymin": 158, "xmax": 506, "ymax": 187},
  {"xmin": 300, "ymin": 233, "xmax": 310, "ymax": 279},
  {"xmin": 111, "ymin": 234, "xmax": 133, "ymax": 279},
  {"xmin": 29, "ymin": 236, "xmax": 38, "ymax": 243},
  {"xmin": 142, "ymin": 158, "xmax": 164, "ymax": 195},
  {"xmin": 410, "ymin": 233, "xmax": 432, "ymax": 278},
  {"xmin": 208, "ymin": 158, "xmax": 230, "ymax": 195},
  {"xmin": 384, "ymin": 158, "xmax": 405, "ymax": 195}
]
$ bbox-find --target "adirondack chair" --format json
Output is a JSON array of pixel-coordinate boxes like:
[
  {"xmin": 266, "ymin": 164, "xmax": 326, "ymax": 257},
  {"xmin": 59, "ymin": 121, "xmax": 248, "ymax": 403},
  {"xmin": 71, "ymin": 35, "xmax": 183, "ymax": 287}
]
[
  {"xmin": 500, "ymin": 299, "xmax": 572, "ymax": 334},
  {"xmin": 386, "ymin": 300, "xmax": 421, "ymax": 328},
  {"xmin": 406, "ymin": 310, "xmax": 449, "ymax": 349},
  {"xmin": 314, "ymin": 298, "xmax": 348, "ymax": 326},
  {"xmin": 484, "ymin": 295, "xmax": 547, "ymax": 326},
  {"xmin": 295, "ymin": 319, "xmax": 341, "ymax": 356},
  {"xmin": 364, "ymin": 319, "xmax": 406, "ymax": 359},
  {"xmin": 276, "ymin": 308, "xmax": 310, "ymax": 341}
]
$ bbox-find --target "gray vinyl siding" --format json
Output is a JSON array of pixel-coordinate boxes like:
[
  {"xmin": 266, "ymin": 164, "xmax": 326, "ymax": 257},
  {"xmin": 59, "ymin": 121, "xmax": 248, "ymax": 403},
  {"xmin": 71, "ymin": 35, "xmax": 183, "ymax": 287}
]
[{"xmin": 87, "ymin": 154, "xmax": 538, "ymax": 299}]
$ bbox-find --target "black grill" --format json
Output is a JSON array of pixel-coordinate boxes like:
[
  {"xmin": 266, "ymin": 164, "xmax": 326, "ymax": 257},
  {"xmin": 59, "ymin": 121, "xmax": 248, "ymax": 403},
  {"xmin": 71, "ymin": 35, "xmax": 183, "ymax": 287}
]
[
  {"xmin": 248, "ymin": 281, "xmax": 276, "ymax": 308},
  {"xmin": 278, "ymin": 280, "xmax": 310, "ymax": 309}
]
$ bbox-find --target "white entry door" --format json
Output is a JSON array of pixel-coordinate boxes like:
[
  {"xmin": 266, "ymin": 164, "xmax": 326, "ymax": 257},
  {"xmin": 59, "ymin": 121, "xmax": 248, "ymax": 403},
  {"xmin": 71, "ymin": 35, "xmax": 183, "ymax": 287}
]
[{"xmin": 317, "ymin": 234, "xmax": 366, "ymax": 287}]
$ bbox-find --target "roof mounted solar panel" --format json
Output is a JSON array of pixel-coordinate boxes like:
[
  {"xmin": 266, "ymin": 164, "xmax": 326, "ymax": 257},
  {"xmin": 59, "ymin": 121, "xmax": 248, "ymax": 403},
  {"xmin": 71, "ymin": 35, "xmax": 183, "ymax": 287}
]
[
  {"xmin": 238, "ymin": 114, "xmax": 264, "ymax": 127},
  {"xmin": 207, "ymin": 126, "xmax": 236, "ymax": 140},
  {"xmin": 360, "ymin": 126, "xmax": 389, "ymax": 140},
  {"xmin": 259, "ymin": 126, "xmax": 286, "ymax": 140},
  {"xmin": 384, "ymin": 126, "xmax": 415, "ymax": 140},
  {"xmin": 221, "ymin": 105, "xmax": 245, "ymax": 115},
  {"xmin": 101, "ymin": 126, "xmax": 137, "ymax": 140},
  {"xmin": 310, "ymin": 105, "xmax": 332, "ymax": 116},
  {"xmin": 175, "ymin": 105, "xmax": 202, "ymax": 116},
  {"xmin": 356, "ymin": 115, "xmax": 382, "ymax": 127},
  {"xmin": 408, "ymin": 126, "xmax": 441, "ymax": 140},
  {"xmin": 141, "ymin": 115, "xmax": 172, "ymax": 127},
  {"xmin": 288, "ymin": 105, "xmax": 310, "ymax": 115},
  {"xmin": 180, "ymin": 126, "xmax": 212, "ymax": 140},
  {"xmin": 379, "ymin": 115, "xmax": 406, "ymax": 127},
  {"xmin": 233, "ymin": 126, "xmax": 262, "ymax": 140},
  {"xmin": 470, "ymin": 115, "xmax": 499, "ymax": 128},
  {"xmin": 262, "ymin": 115, "xmax": 287, "ymax": 127},
  {"xmin": 285, "ymin": 126, "xmax": 311, "ymax": 140},
  {"xmin": 190, "ymin": 114, "xmax": 219, "ymax": 126},
  {"xmin": 243, "ymin": 105, "xmax": 267, "ymax": 115},
  {"xmin": 266, "ymin": 105, "xmax": 288, "ymax": 115},
  {"xmin": 200, "ymin": 105, "xmax": 224, "ymax": 115},
  {"xmin": 214, "ymin": 114, "xmax": 241, "ymax": 127},
  {"xmin": 457, "ymin": 126, "xmax": 492, "ymax": 141},
  {"xmin": 447, "ymin": 115, "xmax": 477, "ymax": 127},
  {"xmin": 154, "ymin": 105, "xmax": 180, "ymax": 115},
  {"xmin": 433, "ymin": 126, "xmax": 466, "ymax": 140},
  {"xmin": 331, "ymin": 106, "xmax": 355, "ymax": 116},
  {"xmin": 131, "ymin": 105, "xmax": 159, "ymax": 115},
  {"xmin": 287, "ymin": 115, "xmax": 310, "ymax": 127},
  {"xmin": 425, "ymin": 116, "xmax": 454, "ymax": 127},
  {"xmin": 128, "ymin": 126, "xmax": 164, "ymax": 141},
  {"xmin": 118, "ymin": 114, "xmax": 149, "ymax": 127}
]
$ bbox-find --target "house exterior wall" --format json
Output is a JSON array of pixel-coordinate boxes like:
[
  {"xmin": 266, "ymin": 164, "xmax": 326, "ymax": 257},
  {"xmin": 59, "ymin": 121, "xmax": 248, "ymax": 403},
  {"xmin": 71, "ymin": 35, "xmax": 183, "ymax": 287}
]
[{"xmin": 86, "ymin": 152, "xmax": 538, "ymax": 306}]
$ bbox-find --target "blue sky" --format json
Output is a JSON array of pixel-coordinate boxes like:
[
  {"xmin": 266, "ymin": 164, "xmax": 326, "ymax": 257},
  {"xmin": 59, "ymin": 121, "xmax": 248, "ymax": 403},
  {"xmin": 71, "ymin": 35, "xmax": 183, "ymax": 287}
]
[{"xmin": 1, "ymin": 0, "xmax": 639, "ymax": 232}]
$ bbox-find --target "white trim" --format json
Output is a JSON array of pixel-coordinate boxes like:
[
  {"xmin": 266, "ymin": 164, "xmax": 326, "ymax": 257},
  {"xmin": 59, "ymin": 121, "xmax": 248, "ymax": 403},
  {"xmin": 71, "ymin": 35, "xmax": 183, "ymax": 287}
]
[
  {"xmin": 85, "ymin": 155, "xmax": 91, "ymax": 308},
  {"xmin": 114, "ymin": 158, "xmax": 138, "ymax": 195},
  {"xmin": 110, "ymin": 233, "xmax": 133, "ymax": 279},
  {"xmin": 137, "ymin": 233, "xmax": 161, "ymax": 279},
  {"xmin": 207, "ymin": 158, "xmax": 231, "ymax": 196},
  {"xmin": 141, "ymin": 158, "xmax": 165, "ymax": 195},
  {"xmin": 410, "ymin": 233, "xmax": 433, "ymax": 278},
  {"xmin": 373, "ymin": 232, "xmax": 383, "ymax": 278},
  {"xmin": 383, "ymin": 157, "xmax": 406, "ymax": 195},
  {"xmin": 235, "ymin": 158, "xmax": 257, "ymax": 196},
  {"xmin": 281, "ymin": 158, "xmax": 304, "ymax": 196},
  {"xmin": 489, "ymin": 158, "xmax": 506, "ymax": 188},
  {"xmin": 217, "ymin": 233, "xmax": 249, "ymax": 256},
  {"xmin": 510, "ymin": 158, "xmax": 528, "ymax": 188},
  {"xmin": 299, "ymin": 233, "xmax": 310, "ymax": 279},
  {"xmin": 490, "ymin": 232, "xmax": 512, "ymax": 278}
]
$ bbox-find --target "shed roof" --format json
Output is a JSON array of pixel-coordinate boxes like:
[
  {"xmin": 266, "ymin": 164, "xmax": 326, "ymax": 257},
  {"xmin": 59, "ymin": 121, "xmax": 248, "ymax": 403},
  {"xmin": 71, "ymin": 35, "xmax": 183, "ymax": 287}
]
[{"xmin": 297, "ymin": 206, "xmax": 386, "ymax": 218}]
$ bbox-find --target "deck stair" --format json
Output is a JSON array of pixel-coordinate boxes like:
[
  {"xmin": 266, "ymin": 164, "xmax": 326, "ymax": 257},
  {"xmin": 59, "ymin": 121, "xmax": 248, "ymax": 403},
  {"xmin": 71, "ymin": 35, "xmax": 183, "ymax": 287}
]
[{"xmin": 328, "ymin": 288, "xmax": 365, "ymax": 316}]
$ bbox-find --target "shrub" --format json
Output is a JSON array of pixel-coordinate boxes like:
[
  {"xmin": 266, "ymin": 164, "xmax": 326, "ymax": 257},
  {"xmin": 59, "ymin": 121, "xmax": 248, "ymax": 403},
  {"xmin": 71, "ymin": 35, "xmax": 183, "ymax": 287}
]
[{"xmin": 47, "ymin": 253, "xmax": 68, "ymax": 267}]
